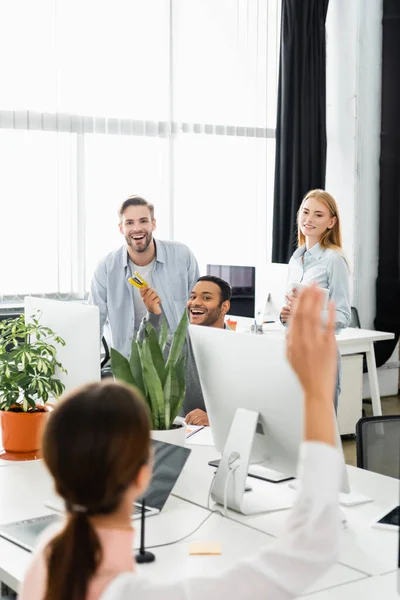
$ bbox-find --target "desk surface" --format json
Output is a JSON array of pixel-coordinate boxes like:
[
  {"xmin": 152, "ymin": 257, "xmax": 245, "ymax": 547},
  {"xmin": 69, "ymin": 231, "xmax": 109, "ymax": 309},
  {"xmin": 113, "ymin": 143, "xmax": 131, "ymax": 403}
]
[
  {"xmin": 0, "ymin": 441, "xmax": 399, "ymax": 598},
  {"xmin": 335, "ymin": 328, "xmax": 394, "ymax": 343},
  {"xmin": 302, "ymin": 571, "xmax": 400, "ymax": 600},
  {"xmin": 175, "ymin": 439, "xmax": 400, "ymax": 578},
  {"xmin": 0, "ymin": 458, "xmax": 365, "ymax": 596},
  {"xmin": 260, "ymin": 323, "xmax": 394, "ymax": 344},
  {"xmin": 236, "ymin": 323, "xmax": 395, "ymax": 354}
]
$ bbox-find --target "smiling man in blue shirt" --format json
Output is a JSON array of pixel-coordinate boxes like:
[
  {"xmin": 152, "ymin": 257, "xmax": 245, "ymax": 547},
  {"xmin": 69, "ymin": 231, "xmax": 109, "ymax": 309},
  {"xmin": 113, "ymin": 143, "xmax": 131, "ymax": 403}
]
[{"xmin": 88, "ymin": 195, "xmax": 200, "ymax": 358}]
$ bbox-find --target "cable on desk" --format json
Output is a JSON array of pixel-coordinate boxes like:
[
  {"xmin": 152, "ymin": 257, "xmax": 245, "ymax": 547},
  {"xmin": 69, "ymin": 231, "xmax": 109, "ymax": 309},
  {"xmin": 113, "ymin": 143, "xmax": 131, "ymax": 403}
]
[
  {"xmin": 143, "ymin": 473, "xmax": 225, "ymax": 551},
  {"xmin": 143, "ymin": 457, "xmax": 244, "ymax": 551}
]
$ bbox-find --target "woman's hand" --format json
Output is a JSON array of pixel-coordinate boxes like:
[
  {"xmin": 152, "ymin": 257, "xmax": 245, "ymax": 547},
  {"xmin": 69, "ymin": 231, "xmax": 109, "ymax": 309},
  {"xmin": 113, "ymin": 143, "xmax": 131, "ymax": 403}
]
[
  {"xmin": 280, "ymin": 293, "xmax": 295, "ymax": 323},
  {"xmin": 286, "ymin": 284, "xmax": 337, "ymax": 445},
  {"xmin": 280, "ymin": 305, "xmax": 291, "ymax": 323}
]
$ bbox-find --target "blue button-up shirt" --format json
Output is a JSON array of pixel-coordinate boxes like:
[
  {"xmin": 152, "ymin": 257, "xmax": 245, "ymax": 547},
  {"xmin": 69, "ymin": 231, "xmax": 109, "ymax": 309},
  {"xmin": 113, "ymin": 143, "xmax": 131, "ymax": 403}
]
[
  {"xmin": 88, "ymin": 239, "xmax": 200, "ymax": 358},
  {"xmin": 288, "ymin": 244, "xmax": 351, "ymax": 330}
]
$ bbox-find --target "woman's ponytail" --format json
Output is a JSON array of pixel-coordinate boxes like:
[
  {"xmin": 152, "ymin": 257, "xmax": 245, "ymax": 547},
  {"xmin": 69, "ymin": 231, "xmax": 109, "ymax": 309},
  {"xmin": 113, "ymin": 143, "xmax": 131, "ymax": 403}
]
[{"xmin": 44, "ymin": 512, "xmax": 102, "ymax": 600}]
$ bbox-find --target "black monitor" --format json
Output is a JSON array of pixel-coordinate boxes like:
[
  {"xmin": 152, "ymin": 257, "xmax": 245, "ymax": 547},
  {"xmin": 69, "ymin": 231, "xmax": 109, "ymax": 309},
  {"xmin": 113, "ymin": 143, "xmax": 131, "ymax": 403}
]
[{"xmin": 206, "ymin": 264, "xmax": 255, "ymax": 318}]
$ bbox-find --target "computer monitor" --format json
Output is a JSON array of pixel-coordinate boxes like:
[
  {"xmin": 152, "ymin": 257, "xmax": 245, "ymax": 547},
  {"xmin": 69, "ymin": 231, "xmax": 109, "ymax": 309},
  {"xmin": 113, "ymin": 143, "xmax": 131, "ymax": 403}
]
[
  {"xmin": 206, "ymin": 264, "xmax": 255, "ymax": 318},
  {"xmin": 24, "ymin": 297, "xmax": 100, "ymax": 393},
  {"xmin": 189, "ymin": 325, "xmax": 356, "ymax": 513},
  {"xmin": 189, "ymin": 325, "xmax": 305, "ymax": 472}
]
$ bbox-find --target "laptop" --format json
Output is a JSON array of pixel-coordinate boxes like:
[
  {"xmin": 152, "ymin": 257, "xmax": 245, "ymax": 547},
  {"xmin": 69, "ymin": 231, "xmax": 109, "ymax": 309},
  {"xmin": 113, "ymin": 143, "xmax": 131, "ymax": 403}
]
[{"xmin": 0, "ymin": 440, "xmax": 191, "ymax": 552}]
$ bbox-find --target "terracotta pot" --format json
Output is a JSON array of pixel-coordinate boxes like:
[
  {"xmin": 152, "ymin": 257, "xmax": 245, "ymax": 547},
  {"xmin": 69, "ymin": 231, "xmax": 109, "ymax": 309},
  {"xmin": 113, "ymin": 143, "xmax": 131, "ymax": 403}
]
[{"xmin": 0, "ymin": 407, "xmax": 50, "ymax": 453}]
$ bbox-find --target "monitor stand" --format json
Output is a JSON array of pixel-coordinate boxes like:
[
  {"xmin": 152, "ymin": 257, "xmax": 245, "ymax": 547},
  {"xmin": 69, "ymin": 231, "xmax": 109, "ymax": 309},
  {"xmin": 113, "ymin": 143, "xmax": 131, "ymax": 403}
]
[
  {"xmin": 247, "ymin": 463, "xmax": 294, "ymax": 483},
  {"xmin": 210, "ymin": 408, "xmax": 293, "ymax": 515},
  {"xmin": 209, "ymin": 459, "xmax": 294, "ymax": 483}
]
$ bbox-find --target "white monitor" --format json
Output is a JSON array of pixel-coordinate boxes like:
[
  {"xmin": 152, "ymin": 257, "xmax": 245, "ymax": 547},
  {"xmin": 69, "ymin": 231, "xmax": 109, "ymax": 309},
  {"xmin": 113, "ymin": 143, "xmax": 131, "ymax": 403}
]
[
  {"xmin": 189, "ymin": 325, "xmax": 306, "ymax": 475},
  {"xmin": 188, "ymin": 325, "xmax": 363, "ymax": 513},
  {"xmin": 24, "ymin": 298, "xmax": 100, "ymax": 394}
]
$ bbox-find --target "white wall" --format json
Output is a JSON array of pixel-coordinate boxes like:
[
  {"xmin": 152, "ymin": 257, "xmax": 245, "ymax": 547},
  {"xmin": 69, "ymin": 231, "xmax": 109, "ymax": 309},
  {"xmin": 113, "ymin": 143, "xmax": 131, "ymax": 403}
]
[
  {"xmin": 326, "ymin": 0, "xmax": 383, "ymax": 330},
  {"xmin": 326, "ymin": 0, "xmax": 398, "ymax": 397}
]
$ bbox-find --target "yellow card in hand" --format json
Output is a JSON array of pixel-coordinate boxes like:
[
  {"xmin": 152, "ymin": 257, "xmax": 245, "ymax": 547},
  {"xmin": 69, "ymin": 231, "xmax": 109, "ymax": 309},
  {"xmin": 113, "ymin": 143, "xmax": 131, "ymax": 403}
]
[
  {"xmin": 128, "ymin": 271, "xmax": 148, "ymax": 289},
  {"xmin": 188, "ymin": 542, "xmax": 222, "ymax": 555}
]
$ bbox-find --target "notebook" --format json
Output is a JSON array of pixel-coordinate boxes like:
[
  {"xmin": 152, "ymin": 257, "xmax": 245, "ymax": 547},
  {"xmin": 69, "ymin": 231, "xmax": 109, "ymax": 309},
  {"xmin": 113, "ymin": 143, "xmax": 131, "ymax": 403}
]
[{"xmin": 0, "ymin": 440, "xmax": 191, "ymax": 552}]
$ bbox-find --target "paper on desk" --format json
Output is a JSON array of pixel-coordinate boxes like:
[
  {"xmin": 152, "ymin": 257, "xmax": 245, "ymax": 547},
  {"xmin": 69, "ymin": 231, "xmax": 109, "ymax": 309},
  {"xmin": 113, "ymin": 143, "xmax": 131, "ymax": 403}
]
[
  {"xmin": 186, "ymin": 424, "xmax": 204, "ymax": 438},
  {"xmin": 186, "ymin": 426, "xmax": 215, "ymax": 446},
  {"xmin": 189, "ymin": 541, "xmax": 222, "ymax": 555}
]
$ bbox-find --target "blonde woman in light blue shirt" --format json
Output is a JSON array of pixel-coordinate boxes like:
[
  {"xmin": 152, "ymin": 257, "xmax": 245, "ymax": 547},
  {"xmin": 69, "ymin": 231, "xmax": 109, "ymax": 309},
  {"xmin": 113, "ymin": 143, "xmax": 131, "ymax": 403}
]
[{"xmin": 280, "ymin": 189, "xmax": 351, "ymax": 409}]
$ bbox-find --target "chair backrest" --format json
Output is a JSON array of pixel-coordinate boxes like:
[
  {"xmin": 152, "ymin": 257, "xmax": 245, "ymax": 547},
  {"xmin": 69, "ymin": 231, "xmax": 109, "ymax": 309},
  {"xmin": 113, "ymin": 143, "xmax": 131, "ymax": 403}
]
[
  {"xmin": 100, "ymin": 335, "xmax": 114, "ymax": 379},
  {"xmin": 101, "ymin": 336, "xmax": 110, "ymax": 369},
  {"xmin": 356, "ymin": 415, "xmax": 400, "ymax": 478},
  {"xmin": 350, "ymin": 306, "xmax": 361, "ymax": 328}
]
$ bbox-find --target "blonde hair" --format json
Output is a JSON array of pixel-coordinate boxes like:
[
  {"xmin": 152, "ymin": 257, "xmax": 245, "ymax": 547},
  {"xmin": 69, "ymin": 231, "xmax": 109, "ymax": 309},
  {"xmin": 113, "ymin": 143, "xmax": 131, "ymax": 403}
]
[{"xmin": 297, "ymin": 189, "xmax": 342, "ymax": 250}]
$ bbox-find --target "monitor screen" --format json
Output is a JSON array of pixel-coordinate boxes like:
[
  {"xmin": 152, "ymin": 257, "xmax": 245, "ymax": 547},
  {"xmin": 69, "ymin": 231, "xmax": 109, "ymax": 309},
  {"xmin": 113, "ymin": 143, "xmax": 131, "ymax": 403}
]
[
  {"xmin": 137, "ymin": 440, "xmax": 191, "ymax": 511},
  {"xmin": 206, "ymin": 265, "xmax": 255, "ymax": 318}
]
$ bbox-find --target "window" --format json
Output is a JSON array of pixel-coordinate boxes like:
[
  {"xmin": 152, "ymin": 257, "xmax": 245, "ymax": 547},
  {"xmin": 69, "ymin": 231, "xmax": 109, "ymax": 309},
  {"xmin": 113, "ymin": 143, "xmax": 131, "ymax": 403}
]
[{"xmin": 0, "ymin": 0, "xmax": 280, "ymax": 302}]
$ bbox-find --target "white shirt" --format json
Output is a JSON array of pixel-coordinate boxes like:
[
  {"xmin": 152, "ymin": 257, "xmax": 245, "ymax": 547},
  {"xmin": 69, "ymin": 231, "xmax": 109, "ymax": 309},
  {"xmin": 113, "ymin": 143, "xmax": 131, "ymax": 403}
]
[
  {"xmin": 288, "ymin": 244, "xmax": 351, "ymax": 330},
  {"xmin": 130, "ymin": 258, "xmax": 155, "ymax": 335},
  {"xmin": 99, "ymin": 442, "xmax": 342, "ymax": 600}
]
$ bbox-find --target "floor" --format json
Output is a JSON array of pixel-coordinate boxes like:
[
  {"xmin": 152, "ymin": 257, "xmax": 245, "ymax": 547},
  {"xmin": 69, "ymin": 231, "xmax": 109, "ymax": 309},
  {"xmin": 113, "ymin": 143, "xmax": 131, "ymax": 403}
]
[{"xmin": 342, "ymin": 393, "xmax": 400, "ymax": 466}]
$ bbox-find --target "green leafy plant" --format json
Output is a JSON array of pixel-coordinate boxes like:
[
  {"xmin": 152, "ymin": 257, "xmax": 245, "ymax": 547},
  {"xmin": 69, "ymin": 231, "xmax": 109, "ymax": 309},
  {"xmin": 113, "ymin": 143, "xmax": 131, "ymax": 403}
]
[
  {"xmin": 111, "ymin": 310, "xmax": 188, "ymax": 430},
  {"xmin": 0, "ymin": 313, "xmax": 67, "ymax": 412}
]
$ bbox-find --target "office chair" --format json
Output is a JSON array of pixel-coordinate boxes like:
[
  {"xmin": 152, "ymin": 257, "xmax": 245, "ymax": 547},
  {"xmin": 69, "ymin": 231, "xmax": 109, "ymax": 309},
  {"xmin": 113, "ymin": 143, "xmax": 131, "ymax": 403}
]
[
  {"xmin": 356, "ymin": 415, "xmax": 400, "ymax": 478},
  {"xmin": 100, "ymin": 336, "xmax": 113, "ymax": 379},
  {"xmin": 349, "ymin": 306, "xmax": 361, "ymax": 329}
]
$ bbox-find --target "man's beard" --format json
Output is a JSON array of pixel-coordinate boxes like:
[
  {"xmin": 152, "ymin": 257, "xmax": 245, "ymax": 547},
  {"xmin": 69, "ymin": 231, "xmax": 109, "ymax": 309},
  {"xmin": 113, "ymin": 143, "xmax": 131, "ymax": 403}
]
[
  {"xmin": 126, "ymin": 231, "xmax": 153, "ymax": 253},
  {"xmin": 198, "ymin": 306, "xmax": 222, "ymax": 327}
]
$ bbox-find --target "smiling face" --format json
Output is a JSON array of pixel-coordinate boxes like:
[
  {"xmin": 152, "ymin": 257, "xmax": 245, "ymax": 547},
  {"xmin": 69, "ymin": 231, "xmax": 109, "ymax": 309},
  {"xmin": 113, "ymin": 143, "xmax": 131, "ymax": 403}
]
[
  {"xmin": 187, "ymin": 281, "xmax": 230, "ymax": 328},
  {"xmin": 119, "ymin": 205, "xmax": 156, "ymax": 254},
  {"xmin": 298, "ymin": 197, "xmax": 337, "ymax": 248}
]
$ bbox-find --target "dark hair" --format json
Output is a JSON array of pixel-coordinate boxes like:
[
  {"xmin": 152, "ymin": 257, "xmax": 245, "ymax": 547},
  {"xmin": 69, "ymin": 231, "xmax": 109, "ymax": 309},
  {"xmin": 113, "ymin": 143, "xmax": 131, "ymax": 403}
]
[
  {"xmin": 42, "ymin": 381, "xmax": 151, "ymax": 600},
  {"xmin": 196, "ymin": 275, "xmax": 232, "ymax": 303},
  {"xmin": 118, "ymin": 195, "xmax": 154, "ymax": 221}
]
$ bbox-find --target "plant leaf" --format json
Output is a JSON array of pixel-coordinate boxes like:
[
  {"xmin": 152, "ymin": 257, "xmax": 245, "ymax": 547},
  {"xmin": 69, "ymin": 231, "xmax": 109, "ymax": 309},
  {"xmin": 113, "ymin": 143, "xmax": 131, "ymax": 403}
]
[
  {"xmin": 141, "ymin": 344, "xmax": 165, "ymax": 430},
  {"xmin": 170, "ymin": 355, "xmax": 186, "ymax": 424},
  {"xmin": 159, "ymin": 317, "xmax": 168, "ymax": 353},
  {"xmin": 110, "ymin": 348, "xmax": 137, "ymax": 388},
  {"xmin": 162, "ymin": 366, "xmax": 172, "ymax": 429},
  {"xmin": 128, "ymin": 339, "xmax": 146, "ymax": 397},
  {"xmin": 145, "ymin": 322, "xmax": 166, "ymax": 387},
  {"xmin": 166, "ymin": 309, "xmax": 189, "ymax": 368},
  {"xmin": 26, "ymin": 396, "xmax": 36, "ymax": 410}
]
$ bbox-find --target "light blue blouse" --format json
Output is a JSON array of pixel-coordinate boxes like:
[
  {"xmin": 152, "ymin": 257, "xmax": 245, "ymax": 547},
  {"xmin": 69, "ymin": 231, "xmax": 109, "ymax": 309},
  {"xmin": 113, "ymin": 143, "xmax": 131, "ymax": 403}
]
[{"xmin": 287, "ymin": 244, "xmax": 351, "ymax": 330}]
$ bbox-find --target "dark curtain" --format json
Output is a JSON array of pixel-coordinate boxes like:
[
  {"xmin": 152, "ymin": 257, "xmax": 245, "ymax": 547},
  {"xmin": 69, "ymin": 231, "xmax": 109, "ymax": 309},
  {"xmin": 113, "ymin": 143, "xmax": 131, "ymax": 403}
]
[
  {"xmin": 272, "ymin": 0, "xmax": 330, "ymax": 264},
  {"xmin": 374, "ymin": 0, "xmax": 400, "ymax": 365}
]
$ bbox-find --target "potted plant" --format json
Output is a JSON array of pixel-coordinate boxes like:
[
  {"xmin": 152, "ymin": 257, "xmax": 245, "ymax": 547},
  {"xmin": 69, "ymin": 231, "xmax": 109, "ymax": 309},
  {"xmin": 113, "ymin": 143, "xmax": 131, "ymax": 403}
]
[
  {"xmin": 0, "ymin": 313, "xmax": 66, "ymax": 454},
  {"xmin": 110, "ymin": 310, "xmax": 188, "ymax": 446}
]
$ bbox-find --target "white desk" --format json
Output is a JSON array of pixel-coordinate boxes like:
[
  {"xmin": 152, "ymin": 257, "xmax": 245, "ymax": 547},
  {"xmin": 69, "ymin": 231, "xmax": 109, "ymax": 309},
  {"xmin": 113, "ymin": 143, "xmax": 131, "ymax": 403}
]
[
  {"xmin": 0, "ymin": 440, "xmax": 399, "ymax": 598},
  {"xmin": 259, "ymin": 324, "xmax": 394, "ymax": 417},
  {"xmin": 302, "ymin": 571, "xmax": 400, "ymax": 600},
  {"xmin": 174, "ymin": 441, "xmax": 400, "ymax": 578},
  {"xmin": 136, "ymin": 512, "xmax": 365, "ymax": 596},
  {"xmin": 0, "ymin": 458, "xmax": 367, "ymax": 596},
  {"xmin": 335, "ymin": 328, "xmax": 395, "ymax": 417}
]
